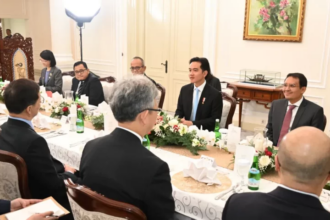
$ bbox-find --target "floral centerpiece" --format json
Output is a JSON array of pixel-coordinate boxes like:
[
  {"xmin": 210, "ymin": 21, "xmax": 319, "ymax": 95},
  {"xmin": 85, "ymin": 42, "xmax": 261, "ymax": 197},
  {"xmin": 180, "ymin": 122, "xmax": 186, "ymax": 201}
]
[
  {"xmin": 88, "ymin": 112, "xmax": 104, "ymax": 130},
  {"xmin": 149, "ymin": 111, "xmax": 208, "ymax": 155},
  {"xmin": 50, "ymin": 101, "xmax": 87, "ymax": 118},
  {"xmin": 236, "ymin": 134, "xmax": 277, "ymax": 175},
  {"xmin": 0, "ymin": 80, "xmax": 10, "ymax": 102}
]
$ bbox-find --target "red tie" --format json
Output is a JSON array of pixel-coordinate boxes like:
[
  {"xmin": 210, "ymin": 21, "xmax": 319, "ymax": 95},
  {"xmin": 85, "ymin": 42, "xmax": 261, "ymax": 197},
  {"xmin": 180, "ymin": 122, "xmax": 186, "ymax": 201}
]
[{"xmin": 278, "ymin": 105, "xmax": 296, "ymax": 145}]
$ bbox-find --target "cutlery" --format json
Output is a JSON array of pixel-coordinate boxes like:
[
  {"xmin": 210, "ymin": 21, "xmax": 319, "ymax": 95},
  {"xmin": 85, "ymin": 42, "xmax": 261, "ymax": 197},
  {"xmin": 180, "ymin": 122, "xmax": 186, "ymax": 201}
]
[{"xmin": 214, "ymin": 183, "xmax": 239, "ymax": 200}]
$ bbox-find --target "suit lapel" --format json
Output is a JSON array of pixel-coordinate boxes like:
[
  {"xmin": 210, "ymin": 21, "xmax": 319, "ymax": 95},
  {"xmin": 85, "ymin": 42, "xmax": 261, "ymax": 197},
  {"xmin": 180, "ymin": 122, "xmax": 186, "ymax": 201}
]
[
  {"xmin": 277, "ymin": 100, "xmax": 288, "ymax": 132},
  {"xmin": 186, "ymin": 84, "xmax": 194, "ymax": 118},
  {"xmin": 291, "ymin": 98, "xmax": 307, "ymax": 129}
]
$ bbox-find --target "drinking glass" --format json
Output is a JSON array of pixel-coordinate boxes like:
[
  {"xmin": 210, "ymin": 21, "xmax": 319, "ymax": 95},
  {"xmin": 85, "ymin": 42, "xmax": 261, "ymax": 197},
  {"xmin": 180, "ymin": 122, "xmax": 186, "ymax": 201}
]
[
  {"xmin": 236, "ymin": 158, "xmax": 250, "ymax": 187},
  {"xmin": 64, "ymin": 91, "xmax": 74, "ymax": 102}
]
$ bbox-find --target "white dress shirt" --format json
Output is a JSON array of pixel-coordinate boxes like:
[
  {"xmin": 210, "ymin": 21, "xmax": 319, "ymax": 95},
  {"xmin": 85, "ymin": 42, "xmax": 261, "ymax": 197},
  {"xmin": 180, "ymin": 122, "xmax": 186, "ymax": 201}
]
[
  {"xmin": 190, "ymin": 80, "xmax": 206, "ymax": 121},
  {"xmin": 287, "ymin": 96, "xmax": 304, "ymax": 130},
  {"xmin": 117, "ymin": 126, "xmax": 143, "ymax": 143},
  {"xmin": 279, "ymin": 184, "xmax": 319, "ymax": 199}
]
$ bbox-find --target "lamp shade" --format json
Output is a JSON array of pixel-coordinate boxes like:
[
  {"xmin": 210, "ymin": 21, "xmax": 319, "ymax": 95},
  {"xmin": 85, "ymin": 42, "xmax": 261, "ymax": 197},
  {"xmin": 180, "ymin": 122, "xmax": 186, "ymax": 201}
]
[{"xmin": 63, "ymin": 0, "xmax": 101, "ymax": 25}]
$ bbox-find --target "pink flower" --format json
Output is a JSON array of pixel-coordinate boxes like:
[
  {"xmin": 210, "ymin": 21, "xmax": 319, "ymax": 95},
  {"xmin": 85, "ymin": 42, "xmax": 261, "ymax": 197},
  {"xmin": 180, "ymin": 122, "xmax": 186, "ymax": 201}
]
[
  {"xmin": 280, "ymin": 0, "xmax": 289, "ymax": 8},
  {"xmin": 259, "ymin": 7, "xmax": 268, "ymax": 16},
  {"xmin": 263, "ymin": 13, "xmax": 270, "ymax": 21},
  {"xmin": 270, "ymin": 1, "xmax": 276, "ymax": 8},
  {"xmin": 280, "ymin": 10, "xmax": 286, "ymax": 17},
  {"xmin": 284, "ymin": 15, "xmax": 288, "ymax": 20}
]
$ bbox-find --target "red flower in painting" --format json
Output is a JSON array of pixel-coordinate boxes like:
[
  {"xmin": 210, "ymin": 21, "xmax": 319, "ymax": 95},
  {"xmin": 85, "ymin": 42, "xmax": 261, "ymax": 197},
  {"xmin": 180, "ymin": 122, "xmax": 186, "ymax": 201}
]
[{"xmin": 62, "ymin": 107, "xmax": 69, "ymax": 112}]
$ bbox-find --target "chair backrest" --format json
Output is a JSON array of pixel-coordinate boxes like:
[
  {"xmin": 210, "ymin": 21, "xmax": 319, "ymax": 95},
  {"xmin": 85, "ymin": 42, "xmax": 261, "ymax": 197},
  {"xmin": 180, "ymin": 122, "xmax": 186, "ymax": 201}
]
[
  {"xmin": 323, "ymin": 115, "xmax": 327, "ymax": 131},
  {"xmin": 62, "ymin": 75, "xmax": 73, "ymax": 94},
  {"xmin": 99, "ymin": 77, "xmax": 116, "ymax": 103},
  {"xmin": 220, "ymin": 92, "xmax": 237, "ymax": 128},
  {"xmin": 65, "ymin": 179, "xmax": 146, "ymax": 220},
  {"xmin": 99, "ymin": 76, "xmax": 116, "ymax": 83},
  {"xmin": 62, "ymin": 71, "xmax": 75, "ymax": 77},
  {"xmin": 0, "ymin": 150, "xmax": 31, "ymax": 200},
  {"xmin": 221, "ymin": 81, "xmax": 238, "ymax": 99},
  {"xmin": 155, "ymin": 83, "xmax": 166, "ymax": 109}
]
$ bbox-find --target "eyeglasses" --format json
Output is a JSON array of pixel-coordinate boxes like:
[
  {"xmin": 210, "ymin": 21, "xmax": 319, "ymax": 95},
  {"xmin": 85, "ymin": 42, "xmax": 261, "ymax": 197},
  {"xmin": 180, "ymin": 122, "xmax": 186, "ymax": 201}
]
[
  {"xmin": 140, "ymin": 108, "xmax": 162, "ymax": 113},
  {"xmin": 130, "ymin": 66, "xmax": 144, "ymax": 71},
  {"xmin": 75, "ymin": 69, "xmax": 87, "ymax": 75},
  {"xmin": 282, "ymin": 83, "xmax": 298, "ymax": 89}
]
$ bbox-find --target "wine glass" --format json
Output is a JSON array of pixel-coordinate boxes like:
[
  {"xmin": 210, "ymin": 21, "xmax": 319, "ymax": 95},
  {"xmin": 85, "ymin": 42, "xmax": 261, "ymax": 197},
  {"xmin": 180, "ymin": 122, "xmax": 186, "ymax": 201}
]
[
  {"xmin": 236, "ymin": 158, "xmax": 250, "ymax": 187},
  {"xmin": 64, "ymin": 91, "xmax": 74, "ymax": 103}
]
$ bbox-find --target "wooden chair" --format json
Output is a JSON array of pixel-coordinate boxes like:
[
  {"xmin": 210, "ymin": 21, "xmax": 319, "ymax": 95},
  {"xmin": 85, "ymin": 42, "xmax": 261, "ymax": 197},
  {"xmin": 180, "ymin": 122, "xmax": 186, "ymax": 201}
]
[
  {"xmin": 99, "ymin": 76, "xmax": 116, "ymax": 103},
  {"xmin": 61, "ymin": 71, "xmax": 75, "ymax": 77},
  {"xmin": 65, "ymin": 179, "xmax": 146, "ymax": 220},
  {"xmin": 221, "ymin": 81, "xmax": 238, "ymax": 99},
  {"xmin": 220, "ymin": 92, "xmax": 237, "ymax": 128},
  {"xmin": 155, "ymin": 83, "xmax": 166, "ymax": 109},
  {"xmin": 0, "ymin": 150, "xmax": 31, "ymax": 200}
]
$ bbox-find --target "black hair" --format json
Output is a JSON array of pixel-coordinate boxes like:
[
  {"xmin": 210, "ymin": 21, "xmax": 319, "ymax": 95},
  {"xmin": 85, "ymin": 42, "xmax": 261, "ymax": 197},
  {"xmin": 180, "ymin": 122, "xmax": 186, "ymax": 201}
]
[
  {"xmin": 286, "ymin": 73, "xmax": 307, "ymax": 88},
  {"xmin": 40, "ymin": 50, "xmax": 56, "ymax": 67},
  {"xmin": 189, "ymin": 57, "xmax": 214, "ymax": 80},
  {"xmin": 73, "ymin": 61, "xmax": 88, "ymax": 69}
]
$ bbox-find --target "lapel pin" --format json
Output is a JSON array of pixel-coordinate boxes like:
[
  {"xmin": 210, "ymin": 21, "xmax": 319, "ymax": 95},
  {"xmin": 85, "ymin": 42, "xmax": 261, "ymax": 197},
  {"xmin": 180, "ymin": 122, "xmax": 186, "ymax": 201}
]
[{"xmin": 202, "ymin": 97, "xmax": 206, "ymax": 104}]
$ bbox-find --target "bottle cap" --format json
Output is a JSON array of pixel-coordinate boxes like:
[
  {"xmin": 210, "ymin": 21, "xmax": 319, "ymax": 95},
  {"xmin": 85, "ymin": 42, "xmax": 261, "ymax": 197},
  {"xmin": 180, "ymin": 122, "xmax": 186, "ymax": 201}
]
[{"xmin": 216, "ymin": 119, "xmax": 219, "ymax": 122}]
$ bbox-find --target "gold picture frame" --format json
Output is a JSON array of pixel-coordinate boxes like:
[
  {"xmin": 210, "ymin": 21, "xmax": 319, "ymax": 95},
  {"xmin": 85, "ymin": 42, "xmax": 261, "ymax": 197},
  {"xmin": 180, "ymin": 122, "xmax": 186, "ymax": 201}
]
[{"xmin": 243, "ymin": 0, "xmax": 306, "ymax": 42}]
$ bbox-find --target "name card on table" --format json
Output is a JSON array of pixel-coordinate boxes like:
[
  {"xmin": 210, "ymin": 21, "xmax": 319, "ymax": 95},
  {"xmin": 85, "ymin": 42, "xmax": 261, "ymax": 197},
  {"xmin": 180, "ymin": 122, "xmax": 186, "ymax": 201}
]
[
  {"xmin": 227, "ymin": 124, "xmax": 241, "ymax": 152},
  {"xmin": 200, "ymin": 155, "xmax": 217, "ymax": 168}
]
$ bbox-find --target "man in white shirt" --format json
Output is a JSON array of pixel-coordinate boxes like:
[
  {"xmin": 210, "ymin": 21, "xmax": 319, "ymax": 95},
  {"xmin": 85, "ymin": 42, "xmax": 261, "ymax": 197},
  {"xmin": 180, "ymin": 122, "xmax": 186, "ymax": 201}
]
[
  {"xmin": 266, "ymin": 73, "xmax": 324, "ymax": 146},
  {"xmin": 222, "ymin": 126, "xmax": 330, "ymax": 220},
  {"xmin": 175, "ymin": 58, "xmax": 223, "ymax": 131}
]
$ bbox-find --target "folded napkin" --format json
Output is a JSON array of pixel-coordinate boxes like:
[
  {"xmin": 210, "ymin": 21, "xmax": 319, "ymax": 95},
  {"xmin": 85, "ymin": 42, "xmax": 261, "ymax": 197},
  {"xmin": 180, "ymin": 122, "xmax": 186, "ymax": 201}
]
[
  {"xmin": 97, "ymin": 101, "xmax": 111, "ymax": 113},
  {"xmin": 52, "ymin": 92, "xmax": 63, "ymax": 103},
  {"xmin": 80, "ymin": 95, "xmax": 89, "ymax": 105},
  {"xmin": 32, "ymin": 113, "xmax": 50, "ymax": 129},
  {"xmin": 183, "ymin": 159, "xmax": 221, "ymax": 185}
]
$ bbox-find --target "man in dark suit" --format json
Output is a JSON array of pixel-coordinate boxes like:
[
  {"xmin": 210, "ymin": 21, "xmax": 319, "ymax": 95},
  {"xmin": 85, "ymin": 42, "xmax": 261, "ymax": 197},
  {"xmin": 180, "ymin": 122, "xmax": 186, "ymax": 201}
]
[
  {"xmin": 175, "ymin": 57, "xmax": 223, "ymax": 131},
  {"xmin": 223, "ymin": 127, "xmax": 330, "ymax": 220},
  {"xmin": 71, "ymin": 61, "xmax": 105, "ymax": 106},
  {"xmin": 78, "ymin": 76, "xmax": 175, "ymax": 220},
  {"xmin": 4, "ymin": 29, "xmax": 12, "ymax": 39},
  {"xmin": 130, "ymin": 56, "xmax": 157, "ymax": 85},
  {"xmin": 266, "ymin": 73, "xmax": 324, "ymax": 146},
  {"xmin": 0, "ymin": 79, "xmax": 77, "ymax": 220},
  {"xmin": 0, "ymin": 198, "xmax": 57, "ymax": 219}
]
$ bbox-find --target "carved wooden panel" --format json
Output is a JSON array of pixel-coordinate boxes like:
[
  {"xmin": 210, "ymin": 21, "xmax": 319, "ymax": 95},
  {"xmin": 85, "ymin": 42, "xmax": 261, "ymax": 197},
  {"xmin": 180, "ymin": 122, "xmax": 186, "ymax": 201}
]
[{"xmin": 0, "ymin": 33, "xmax": 34, "ymax": 81}]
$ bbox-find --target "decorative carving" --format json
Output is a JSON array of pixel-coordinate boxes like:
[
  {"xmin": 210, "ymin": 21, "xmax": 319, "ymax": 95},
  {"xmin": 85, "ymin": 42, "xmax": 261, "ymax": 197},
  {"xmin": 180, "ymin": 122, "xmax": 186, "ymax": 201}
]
[{"xmin": 0, "ymin": 33, "xmax": 34, "ymax": 81}]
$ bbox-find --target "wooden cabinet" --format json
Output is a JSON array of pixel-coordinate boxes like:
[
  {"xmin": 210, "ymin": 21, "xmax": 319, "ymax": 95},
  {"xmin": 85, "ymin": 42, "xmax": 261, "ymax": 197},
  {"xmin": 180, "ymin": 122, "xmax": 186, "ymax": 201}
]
[{"xmin": 231, "ymin": 82, "xmax": 284, "ymax": 127}]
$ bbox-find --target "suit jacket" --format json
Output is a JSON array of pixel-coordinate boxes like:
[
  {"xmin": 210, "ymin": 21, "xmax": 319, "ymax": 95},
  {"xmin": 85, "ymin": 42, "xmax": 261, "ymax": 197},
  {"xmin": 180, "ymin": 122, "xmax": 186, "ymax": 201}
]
[
  {"xmin": 71, "ymin": 73, "xmax": 105, "ymax": 106},
  {"xmin": 39, "ymin": 67, "xmax": 63, "ymax": 94},
  {"xmin": 0, "ymin": 119, "xmax": 76, "ymax": 220},
  {"xmin": 0, "ymin": 200, "xmax": 10, "ymax": 215},
  {"xmin": 78, "ymin": 128, "xmax": 175, "ymax": 220},
  {"xmin": 175, "ymin": 83, "xmax": 223, "ymax": 131},
  {"xmin": 222, "ymin": 187, "xmax": 330, "ymax": 220},
  {"xmin": 206, "ymin": 76, "xmax": 221, "ymax": 91},
  {"xmin": 144, "ymin": 73, "xmax": 157, "ymax": 86},
  {"xmin": 266, "ymin": 98, "xmax": 324, "ymax": 146}
]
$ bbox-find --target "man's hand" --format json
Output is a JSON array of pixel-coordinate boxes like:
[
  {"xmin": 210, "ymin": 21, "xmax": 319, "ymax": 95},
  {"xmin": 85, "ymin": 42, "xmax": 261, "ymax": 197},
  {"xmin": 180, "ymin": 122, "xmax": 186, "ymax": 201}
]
[
  {"xmin": 64, "ymin": 164, "xmax": 76, "ymax": 173},
  {"xmin": 27, "ymin": 211, "xmax": 59, "ymax": 220},
  {"xmin": 10, "ymin": 198, "xmax": 42, "ymax": 212},
  {"xmin": 180, "ymin": 118, "xmax": 193, "ymax": 126}
]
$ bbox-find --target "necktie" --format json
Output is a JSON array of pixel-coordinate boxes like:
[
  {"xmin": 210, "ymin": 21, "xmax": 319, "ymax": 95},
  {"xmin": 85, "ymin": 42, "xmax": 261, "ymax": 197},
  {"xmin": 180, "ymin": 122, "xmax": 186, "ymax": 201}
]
[
  {"xmin": 191, "ymin": 88, "xmax": 200, "ymax": 121},
  {"xmin": 45, "ymin": 71, "xmax": 50, "ymax": 84},
  {"xmin": 77, "ymin": 81, "xmax": 85, "ymax": 97},
  {"xmin": 278, "ymin": 105, "xmax": 296, "ymax": 145}
]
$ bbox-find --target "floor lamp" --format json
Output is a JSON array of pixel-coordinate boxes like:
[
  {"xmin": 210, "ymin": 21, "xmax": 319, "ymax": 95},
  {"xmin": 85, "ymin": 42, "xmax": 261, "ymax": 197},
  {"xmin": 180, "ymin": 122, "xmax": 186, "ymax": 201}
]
[{"xmin": 64, "ymin": 0, "xmax": 101, "ymax": 61}]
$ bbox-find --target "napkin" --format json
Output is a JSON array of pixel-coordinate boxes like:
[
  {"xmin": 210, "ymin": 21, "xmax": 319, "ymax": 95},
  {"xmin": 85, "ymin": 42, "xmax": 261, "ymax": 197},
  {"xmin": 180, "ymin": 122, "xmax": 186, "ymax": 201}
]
[
  {"xmin": 97, "ymin": 101, "xmax": 111, "ymax": 113},
  {"xmin": 183, "ymin": 159, "xmax": 221, "ymax": 185},
  {"xmin": 52, "ymin": 92, "xmax": 63, "ymax": 103},
  {"xmin": 80, "ymin": 95, "xmax": 89, "ymax": 105},
  {"xmin": 104, "ymin": 108, "xmax": 117, "ymax": 133},
  {"xmin": 227, "ymin": 124, "xmax": 241, "ymax": 152},
  {"xmin": 32, "ymin": 113, "xmax": 50, "ymax": 129}
]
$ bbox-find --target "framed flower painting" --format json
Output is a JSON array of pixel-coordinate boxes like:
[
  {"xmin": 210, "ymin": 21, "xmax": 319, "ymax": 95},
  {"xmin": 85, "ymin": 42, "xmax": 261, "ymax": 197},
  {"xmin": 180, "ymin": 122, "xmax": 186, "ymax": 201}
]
[{"xmin": 243, "ymin": 0, "xmax": 306, "ymax": 42}]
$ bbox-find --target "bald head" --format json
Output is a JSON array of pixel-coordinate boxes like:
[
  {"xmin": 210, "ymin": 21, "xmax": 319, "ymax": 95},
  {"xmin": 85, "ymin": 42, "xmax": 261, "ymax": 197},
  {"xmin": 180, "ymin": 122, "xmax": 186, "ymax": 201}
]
[{"xmin": 278, "ymin": 127, "xmax": 330, "ymax": 184}]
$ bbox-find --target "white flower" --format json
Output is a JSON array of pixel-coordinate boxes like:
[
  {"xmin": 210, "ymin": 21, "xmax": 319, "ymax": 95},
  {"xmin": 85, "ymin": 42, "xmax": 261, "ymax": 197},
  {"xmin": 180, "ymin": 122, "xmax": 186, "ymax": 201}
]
[
  {"xmin": 154, "ymin": 124, "xmax": 162, "ymax": 133},
  {"xmin": 168, "ymin": 119, "xmax": 178, "ymax": 126},
  {"xmin": 188, "ymin": 125, "xmax": 199, "ymax": 133},
  {"xmin": 66, "ymin": 99, "xmax": 73, "ymax": 105},
  {"xmin": 197, "ymin": 129, "xmax": 208, "ymax": 140},
  {"xmin": 55, "ymin": 107, "xmax": 59, "ymax": 113},
  {"xmin": 163, "ymin": 124, "xmax": 169, "ymax": 129},
  {"xmin": 192, "ymin": 139, "xmax": 200, "ymax": 147},
  {"xmin": 166, "ymin": 114, "xmax": 174, "ymax": 120},
  {"xmin": 178, "ymin": 124, "xmax": 188, "ymax": 136},
  {"xmin": 259, "ymin": 156, "xmax": 271, "ymax": 168}
]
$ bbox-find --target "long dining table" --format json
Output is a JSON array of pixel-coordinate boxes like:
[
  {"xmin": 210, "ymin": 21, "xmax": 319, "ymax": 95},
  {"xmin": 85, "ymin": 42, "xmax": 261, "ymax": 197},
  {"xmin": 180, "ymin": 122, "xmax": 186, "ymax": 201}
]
[{"xmin": 1, "ymin": 106, "xmax": 330, "ymax": 220}]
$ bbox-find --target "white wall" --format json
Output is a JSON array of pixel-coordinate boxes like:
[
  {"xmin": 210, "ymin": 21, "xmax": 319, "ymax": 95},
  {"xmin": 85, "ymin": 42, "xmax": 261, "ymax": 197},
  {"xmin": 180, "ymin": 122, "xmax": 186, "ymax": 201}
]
[{"xmin": 204, "ymin": 0, "xmax": 330, "ymax": 135}]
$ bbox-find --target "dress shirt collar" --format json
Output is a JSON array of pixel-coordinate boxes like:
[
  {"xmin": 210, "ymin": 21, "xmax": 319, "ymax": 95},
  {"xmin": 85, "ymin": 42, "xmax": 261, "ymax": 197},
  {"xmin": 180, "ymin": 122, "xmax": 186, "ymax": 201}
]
[
  {"xmin": 194, "ymin": 80, "xmax": 206, "ymax": 92},
  {"xmin": 8, "ymin": 116, "xmax": 34, "ymax": 129},
  {"xmin": 288, "ymin": 96, "xmax": 303, "ymax": 107},
  {"xmin": 117, "ymin": 126, "xmax": 143, "ymax": 143},
  {"xmin": 278, "ymin": 184, "xmax": 319, "ymax": 199}
]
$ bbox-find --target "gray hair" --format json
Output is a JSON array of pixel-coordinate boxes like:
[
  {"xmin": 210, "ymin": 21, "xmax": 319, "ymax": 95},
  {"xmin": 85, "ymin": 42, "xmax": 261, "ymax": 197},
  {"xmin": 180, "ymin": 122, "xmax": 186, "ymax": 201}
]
[
  {"xmin": 132, "ymin": 56, "xmax": 145, "ymax": 66},
  {"xmin": 109, "ymin": 76, "xmax": 159, "ymax": 122}
]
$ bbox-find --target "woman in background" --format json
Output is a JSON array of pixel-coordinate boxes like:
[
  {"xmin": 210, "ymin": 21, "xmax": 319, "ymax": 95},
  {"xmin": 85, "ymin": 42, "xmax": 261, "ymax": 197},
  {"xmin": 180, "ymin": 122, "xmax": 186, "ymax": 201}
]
[{"xmin": 39, "ymin": 50, "xmax": 63, "ymax": 94}]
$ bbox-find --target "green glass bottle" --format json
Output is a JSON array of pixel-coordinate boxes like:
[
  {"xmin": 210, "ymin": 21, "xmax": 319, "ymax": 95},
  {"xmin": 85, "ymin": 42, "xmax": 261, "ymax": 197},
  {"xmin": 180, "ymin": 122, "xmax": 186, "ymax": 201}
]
[
  {"xmin": 75, "ymin": 96, "xmax": 79, "ymax": 102},
  {"xmin": 0, "ymin": 76, "xmax": 3, "ymax": 82},
  {"xmin": 248, "ymin": 153, "xmax": 261, "ymax": 190},
  {"xmin": 214, "ymin": 119, "xmax": 221, "ymax": 142},
  {"xmin": 76, "ymin": 108, "xmax": 84, "ymax": 133},
  {"xmin": 142, "ymin": 134, "xmax": 150, "ymax": 150}
]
